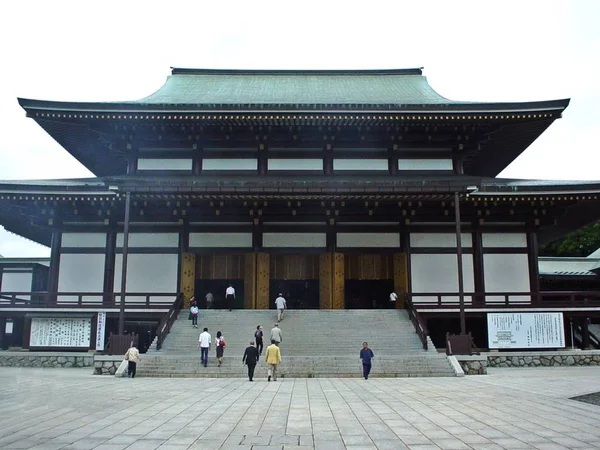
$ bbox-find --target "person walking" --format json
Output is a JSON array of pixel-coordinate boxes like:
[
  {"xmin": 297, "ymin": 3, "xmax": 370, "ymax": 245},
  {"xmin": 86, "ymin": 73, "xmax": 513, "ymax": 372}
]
[
  {"xmin": 270, "ymin": 323, "xmax": 282, "ymax": 346},
  {"xmin": 215, "ymin": 330, "xmax": 226, "ymax": 367},
  {"xmin": 255, "ymin": 325, "xmax": 264, "ymax": 355},
  {"xmin": 265, "ymin": 340, "xmax": 282, "ymax": 382},
  {"xmin": 242, "ymin": 340, "xmax": 259, "ymax": 381},
  {"xmin": 189, "ymin": 302, "xmax": 199, "ymax": 328},
  {"xmin": 275, "ymin": 293, "xmax": 287, "ymax": 322},
  {"xmin": 389, "ymin": 291, "xmax": 398, "ymax": 309},
  {"xmin": 225, "ymin": 285, "xmax": 235, "ymax": 310},
  {"xmin": 205, "ymin": 291, "xmax": 214, "ymax": 309},
  {"xmin": 124, "ymin": 345, "xmax": 141, "ymax": 378},
  {"xmin": 198, "ymin": 327, "xmax": 211, "ymax": 367},
  {"xmin": 359, "ymin": 342, "xmax": 375, "ymax": 380}
]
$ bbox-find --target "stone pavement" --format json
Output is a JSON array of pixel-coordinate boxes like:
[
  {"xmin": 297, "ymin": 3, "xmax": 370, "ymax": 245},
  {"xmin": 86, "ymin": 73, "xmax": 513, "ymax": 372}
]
[{"xmin": 1, "ymin": 367, "xmax": 600, "ymax": 449}]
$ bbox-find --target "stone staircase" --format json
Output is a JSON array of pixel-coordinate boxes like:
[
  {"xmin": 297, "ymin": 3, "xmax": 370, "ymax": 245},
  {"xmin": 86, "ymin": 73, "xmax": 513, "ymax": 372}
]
[{"xmin": 137, "ymin": 309, "xmax": 456, "ymax": 378}]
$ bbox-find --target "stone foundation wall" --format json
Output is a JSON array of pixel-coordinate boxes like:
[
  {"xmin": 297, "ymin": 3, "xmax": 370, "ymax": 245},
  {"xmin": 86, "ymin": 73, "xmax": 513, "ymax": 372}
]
[
  {"xmin": 456, "ymin": 356, "xmax": 487, "ymax": 375},
  {"xmin": 93, "ymin": 356, "xmax": 123, "ymax": 375},
  {"xmin": 0, "ymin": 352, "xmax": 92, "ymax": 368},
  {"xmin": 488, "ymin": 352, "xmax": 600, "ymax": 368}
]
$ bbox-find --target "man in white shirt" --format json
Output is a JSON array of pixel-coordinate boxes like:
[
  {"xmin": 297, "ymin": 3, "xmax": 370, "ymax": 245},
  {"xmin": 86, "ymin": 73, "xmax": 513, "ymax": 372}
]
[
  {"xmin": 389, "ymin": 292, "xmax": 398, "ymax": 309},
  {"xmin": 198, "ymin": 327, "xmax": 211, "ymax": 367},
  {"xmin": 225, "ymin": 285, "xmax": 235, "ymax": 311},
  {"xmin": 275, "ymin": 294, "xmax": 287, "ymax": 321}
]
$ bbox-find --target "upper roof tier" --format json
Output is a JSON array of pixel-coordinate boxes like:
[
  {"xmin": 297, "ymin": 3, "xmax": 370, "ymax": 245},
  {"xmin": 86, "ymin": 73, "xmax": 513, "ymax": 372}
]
[{"xmin": 18, "ymin": 67, "xmax": 569, "ymax": 112}]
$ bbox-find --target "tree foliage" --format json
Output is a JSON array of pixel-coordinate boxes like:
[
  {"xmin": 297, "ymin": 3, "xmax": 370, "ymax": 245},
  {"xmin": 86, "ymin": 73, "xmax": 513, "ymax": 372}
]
[{"xmin": 539, "ymin": 221, "xmax": 600, "ymax": 257}]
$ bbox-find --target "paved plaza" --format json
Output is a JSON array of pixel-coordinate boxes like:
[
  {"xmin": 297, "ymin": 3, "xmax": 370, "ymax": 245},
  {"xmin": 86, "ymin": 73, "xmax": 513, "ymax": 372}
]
[{"xmin": 1, "ymin": 367, "xmax": 600, "ymax": 449}]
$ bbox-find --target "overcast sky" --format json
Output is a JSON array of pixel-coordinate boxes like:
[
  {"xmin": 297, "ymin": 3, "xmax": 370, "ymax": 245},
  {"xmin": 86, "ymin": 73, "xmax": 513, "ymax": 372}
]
[{"xmin": 1, "ymin": 0, "xmax": 599, "ymax": 258}]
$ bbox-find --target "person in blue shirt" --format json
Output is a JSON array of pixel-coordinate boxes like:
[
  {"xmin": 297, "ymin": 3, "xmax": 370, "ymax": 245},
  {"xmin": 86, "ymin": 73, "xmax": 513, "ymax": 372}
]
[{"xmin": 359, "ymin": 342, "xmax": 375, "ymax": 380}]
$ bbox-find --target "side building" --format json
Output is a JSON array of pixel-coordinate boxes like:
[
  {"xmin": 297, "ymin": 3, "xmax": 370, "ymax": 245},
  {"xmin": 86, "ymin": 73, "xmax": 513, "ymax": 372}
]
[{"xmin": 1, "ymin": 68, "xmax": 599, "ymax": 352}]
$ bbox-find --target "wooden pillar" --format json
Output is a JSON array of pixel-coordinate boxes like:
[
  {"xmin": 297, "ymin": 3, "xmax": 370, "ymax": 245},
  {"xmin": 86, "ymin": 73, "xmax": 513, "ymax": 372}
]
[
  {"xmin": 180, "ymin": 253, "xmax": 196, "ymax": 309},
  {"xmin": 332, "ymin": 253, "xmax": 344, "ymax": 309},
  {"xmin": 582, "ymin": 318, "xmax": 590, "ymax": 350},
  {"xmin": 23, "ymin": 317, "xmax": 31, "ymax": 349},
  {"xmin": 47, "ymin": 230, "xmax": 62, "ymax": 304},
  {"xmin": 393, "ymin": 253, "xmax": 408, "ymax": 308},
  {"xmin": 472, "ymin": 229, "xmax": 485, "ymax": 306},
  {"xmin": 527, "ymin": 231, "xmax": 541, "ymax": 305},
  {"xmin": 256, "ymin": 253, "xmax": 270, "ymax": 309},
  {"xmin": 319, "ymin": 253, "xmax": 332, "ymax": 309},
  {"xmin": 103, "ymin": 231, "xmax": 117, "ymax": 305},
  {"xmin": 0, "ymin": 317, "xmax": 6, "ymax": 350},
  {"xmin": 244, "ymin": 253, "xmax": 257, "ymax": 309}
]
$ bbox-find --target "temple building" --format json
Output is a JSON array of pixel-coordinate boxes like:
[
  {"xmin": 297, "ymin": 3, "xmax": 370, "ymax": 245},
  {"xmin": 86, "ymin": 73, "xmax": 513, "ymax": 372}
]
[{"xmin": 1, "ymin": 68, "xmax": 599, "ymax": 352}]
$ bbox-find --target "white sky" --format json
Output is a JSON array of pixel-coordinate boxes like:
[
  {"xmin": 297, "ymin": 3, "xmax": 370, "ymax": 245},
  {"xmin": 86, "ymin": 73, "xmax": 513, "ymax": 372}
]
[{"xmin": 0, "ymin": 0, "xmax": 599, "ymax": 257}]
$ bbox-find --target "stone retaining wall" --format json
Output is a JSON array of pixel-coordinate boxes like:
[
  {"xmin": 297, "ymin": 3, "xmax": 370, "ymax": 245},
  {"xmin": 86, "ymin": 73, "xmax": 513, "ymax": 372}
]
[
  {"xmin": 93, "ymin": 356, "xmax": 123, "ymax": 375},
  {"xmin": 456, "ymin": 355, "xmax": 487, "ymax": 375},
  {"xmin": 0, "ymin": 352, "xmax": 92, "ymax": 368},
  {"xmin": 487, "ymin": 351, "xmax": 600, "ymax": 368}
]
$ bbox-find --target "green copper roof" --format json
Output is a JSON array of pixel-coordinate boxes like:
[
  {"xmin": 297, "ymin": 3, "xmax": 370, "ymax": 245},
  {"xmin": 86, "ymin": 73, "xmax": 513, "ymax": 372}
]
[{"xmin": 133, "ymin": 68, "xmax": 459, "ymax": 105}]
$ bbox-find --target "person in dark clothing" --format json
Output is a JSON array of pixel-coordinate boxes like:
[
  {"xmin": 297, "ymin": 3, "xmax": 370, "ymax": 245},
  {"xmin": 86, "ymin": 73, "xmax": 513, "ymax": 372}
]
[
  {"xmin": 254, "ymin": 325, "xmax": 264, "ymax": 355},
  {"xmin": 359, "ymin": 341, "xmax": 375, "ymax": 380},
  {"xmin": 243, "ymin": 340, "xmax": 259, "ymax": 381}
]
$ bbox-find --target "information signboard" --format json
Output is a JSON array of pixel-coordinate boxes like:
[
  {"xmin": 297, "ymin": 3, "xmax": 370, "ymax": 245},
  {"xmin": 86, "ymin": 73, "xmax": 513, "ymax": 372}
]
[
  {"xmin": 487, "ymin": 312, "xmax": 565, "ymax": 349},
  {"xmin": 96, "ymin": 312, "xmax": 106, "ymax": 351},
  {"xmin": 30, "ymin": 318, "xmax": 92, "ymax": 348}
]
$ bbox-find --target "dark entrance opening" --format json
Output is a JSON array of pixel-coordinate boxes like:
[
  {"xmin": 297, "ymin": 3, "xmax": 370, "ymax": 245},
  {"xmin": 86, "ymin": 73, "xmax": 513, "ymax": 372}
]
[
  {"xmin": 344, "ymin": 279, "xmax": 395, "ymax": 309},
  {"xmin": 123, "ymin": 320, "xmax": 159, "ymax": 353},
  {"xmin": 194, "ymin": 279, "xmax": 244, "ymax": 309},
  {"xmin": 269, "ymin": 280, "xmax": 320, "ymax": 309}
]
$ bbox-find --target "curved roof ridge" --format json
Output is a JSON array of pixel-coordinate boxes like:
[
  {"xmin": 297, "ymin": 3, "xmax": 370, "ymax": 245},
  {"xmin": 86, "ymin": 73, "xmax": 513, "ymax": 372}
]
[{"xmin": 170, "ymin": 67, "xmax": 424, "ymax": 76}]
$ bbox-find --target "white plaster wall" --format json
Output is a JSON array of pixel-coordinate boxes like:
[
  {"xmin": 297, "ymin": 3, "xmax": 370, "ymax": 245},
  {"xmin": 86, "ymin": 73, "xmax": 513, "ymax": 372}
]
[
  {"xmin": 1, "ymin": 271, "xmax": 33, "ymax": 300},
  {"xmin": 202, "ymin": 159, "xmax": 257, "ymax": 170},
  {"xmin": 263, "ymin": 233, "xmax": 326, "ymax": 248},
  {"xmin": 116, "ymin": 233, "xmax": 179, "ymax": 248},
  {"xmin": 137, "ymin": 158, "xmax": 193, "ymax": 171},
  {"xmin": 61, "ymin": 233, "xmax": 106, "ymax": 248},
  {"xmin": 268, "ymin": 159, "xmax": 323, "ymax": 171},
  {"xmin": 57, "ymin": 254, "xmax": 105, "ymax": 303},
  {"xmin": 484, "ymin": 254, "xmax": 531, "ymax": 304},
  {"xmin": 482, "ymin": 233, "xmax": 527, "ymax": 248},
  {"xmin": 189, "ymin": 232, "xmax": 252, "ymax": 248},
  {"xmin": 114, "ymin": 254, "xmax": 178, "ymax": 303},
  {"xmin": 398, "ymin": 159, "xmax": 453, "ymax": 171},
  {"xmin": 410, "ymin": 254, "xmax": 474, "ymax": 304},
  {"xmin": 410, "ymin": 233, "xmax": 473, "ymax": 248},
  {"xmin": 337, "ymin": 233, "xmax": 400, "ymax": 248},
  {"xmin": 333, "ymin": 159, "xmax": 388, "ymax": 171}
]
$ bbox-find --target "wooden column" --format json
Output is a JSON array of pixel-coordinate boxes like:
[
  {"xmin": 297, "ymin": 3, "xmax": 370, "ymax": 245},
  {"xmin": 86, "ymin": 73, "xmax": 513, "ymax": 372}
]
[
  {"xmin": 47, "ymin": 230, "xmax": 62, "ymax": 304},
  {"xmin": 103, "ymin": 231, "xmax": 117, "ymax": 305},
  {"xmin": 23, "ymin": 317, "xmax": 31, "ymax": 349},
  {"xmin": 332, "ymin": 253, "xmax": 345, "ymax": 309},
  {"xmin": 0, "ymin": 317, "xmax": 6, "ymax": 350},
  {"xmin": 527, "ymin": 231, "xmax": 541, "ymax": 305},
  {"xmin": 472, "ymin": 229, "xmax": 485, "ymax": 306},
  {"xmin": 244, "ymin": 253, "xmax": 257, "ymax": 309},
  {"xmin": 319, "ymin": 253, "xmax": 332, "ymax": 309},
  {"xmin": 256, "ymin": 253, "xmax": 270, "ymax": 309},
  {"xmin": 180, "ymin": 253, "xmax": 196, "ymax": 309},
  {"xmin": 393, "ymin": 253, "xmax": 408, "ymax": 308}
]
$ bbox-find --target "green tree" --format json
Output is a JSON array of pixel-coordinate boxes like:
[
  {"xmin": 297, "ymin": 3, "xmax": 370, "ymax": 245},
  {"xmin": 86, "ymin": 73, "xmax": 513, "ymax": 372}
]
[{"xmin": 539, "ymin": 221, "xmax": 600, "ymax": 257}]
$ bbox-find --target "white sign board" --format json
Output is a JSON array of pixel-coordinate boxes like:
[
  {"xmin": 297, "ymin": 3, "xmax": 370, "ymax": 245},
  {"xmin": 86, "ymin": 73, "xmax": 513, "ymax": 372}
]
[
  {"xmin": 487, "ymin": 312, "xmax": 565, "ymax": 349},
  {"xmin": 30, "ymin": 318, "xmax": 91, "ymax": 348},
  {"xmin": 96, "ymin": 312, "xmax": 106, "ymax": 351}
]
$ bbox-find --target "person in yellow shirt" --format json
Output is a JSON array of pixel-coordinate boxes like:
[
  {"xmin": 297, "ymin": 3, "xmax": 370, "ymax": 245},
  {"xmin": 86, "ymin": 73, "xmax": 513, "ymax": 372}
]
[
  {"xmin": 265, "ymin": 340, "xmax": 282, "ymax": 382},
  {"xmin": 124, "ymin": 345, "xmax": 141, "ymax": 378}
]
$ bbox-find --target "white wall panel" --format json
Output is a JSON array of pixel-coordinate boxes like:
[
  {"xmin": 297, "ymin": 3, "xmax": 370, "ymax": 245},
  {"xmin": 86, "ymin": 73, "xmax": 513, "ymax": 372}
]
[
  {"xmin": 62, "ymin": 233, "xmax": 107, "ymax": 248},
  {"xmin": 1, "ymin": 271, "xmax": 33, "ymax": 300},
  {"xmin": 333, "ymin": 159, "xmax": 388, "ymax": 171},
  {"xmin": 398, "ymin": 159, "xmax": 453, "ymax": 171},
  {"xmin": 114, "ymin": 254, "xmax": 178, "ymax": 303},
  {"xmin": 117, "ymin": 233, "xmax": 179, "ymax": 248},
  {"xmin": 189, "ymin": 232, "xmax": 252, "ymax": 248},
  {"xmin": 337, "ymin": 233, "xmax": 400, "ymax": 248},
  {"xmin": 268, "ymin": 159, "xmax": 323, "ymax": 171},
  {"xmin": 484, "ymin": 254, "xmax": 530, "ymax": 303},
  {"xmin": 57, "ymin": 254, "xmax": 105, "ymax": 303},
  {"xmin": 263, "ymin": 233, "xmax": 326, "ymax": 248},
  {"xmin": 410, "ymin": 254, "xmax": 474, "ymax": 304},
  {"xmin": 410, "ymin": 233, "xmax": 472, "ymax": 248},
  {"xmin": 137, "ymin": 158, "xmax": 193, "ymax": 171},
  {"xmin": 482, "ymin": 233, "xmax": 527, "ymax": 248},
  {"xmin": 202, "ymin": 159, "xmax": 257, "ymax": 171}
]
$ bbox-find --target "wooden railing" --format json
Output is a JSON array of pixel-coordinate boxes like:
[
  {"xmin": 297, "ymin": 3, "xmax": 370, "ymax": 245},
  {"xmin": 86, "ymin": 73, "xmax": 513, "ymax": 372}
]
[
  {"xmin": 155, "ymin": 294, "xmax": 184, "ymax": 350},
  {"xmin": 0, "ymin": 291, "xmax": 178, "ymax": 309},
  {"xmin": 404, "ymin": 293, "xmax": 429, "ymax": 350},
  {"xmin": 408, "ymin": 291, "xmax": 600, "ymax": 309}
]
